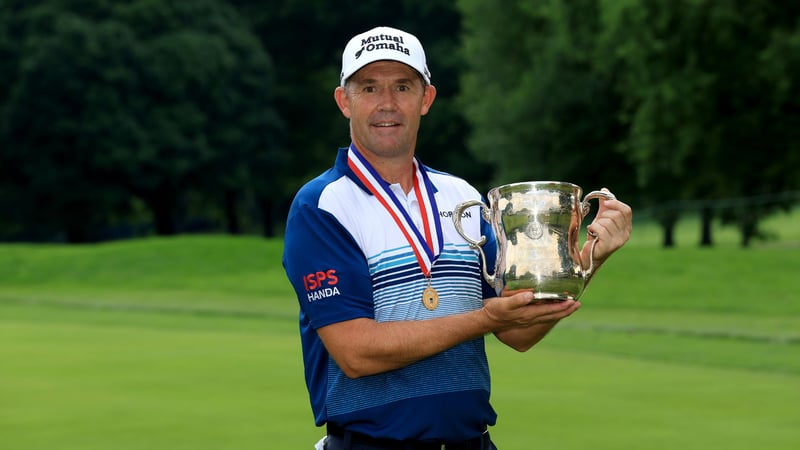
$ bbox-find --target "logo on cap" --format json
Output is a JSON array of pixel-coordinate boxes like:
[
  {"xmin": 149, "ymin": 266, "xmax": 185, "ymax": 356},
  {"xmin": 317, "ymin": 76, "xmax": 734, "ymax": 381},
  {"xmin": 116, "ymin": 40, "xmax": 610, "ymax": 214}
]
[{"xmin": 355, "ymin": 33, "xmax": 411, "ymax": 59}]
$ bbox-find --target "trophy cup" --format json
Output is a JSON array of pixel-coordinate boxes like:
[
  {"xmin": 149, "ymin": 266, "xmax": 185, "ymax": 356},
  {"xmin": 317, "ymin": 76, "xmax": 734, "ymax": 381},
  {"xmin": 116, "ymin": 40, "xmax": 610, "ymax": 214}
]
[{"xmin": 453, "ymin": 181, "xmax": 616, "ymax": 301}]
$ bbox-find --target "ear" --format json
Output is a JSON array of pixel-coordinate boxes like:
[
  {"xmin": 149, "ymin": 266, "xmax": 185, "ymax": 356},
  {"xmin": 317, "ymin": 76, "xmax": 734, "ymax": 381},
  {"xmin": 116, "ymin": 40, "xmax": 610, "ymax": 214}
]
[
  {"xmin": 334, "ymin": 86, "xmax": 351, "ymax": 119},
  {"xmin": 420, "ymin": 84, "xmax": 437, "ymax": 116}
]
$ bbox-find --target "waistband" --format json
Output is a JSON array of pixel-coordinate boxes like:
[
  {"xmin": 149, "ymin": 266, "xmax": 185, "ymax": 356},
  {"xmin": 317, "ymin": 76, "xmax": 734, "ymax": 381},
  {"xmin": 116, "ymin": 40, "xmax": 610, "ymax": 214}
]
[{"xmin": 326, "ymin": 423, "xmax": 491, "ymax": 450}]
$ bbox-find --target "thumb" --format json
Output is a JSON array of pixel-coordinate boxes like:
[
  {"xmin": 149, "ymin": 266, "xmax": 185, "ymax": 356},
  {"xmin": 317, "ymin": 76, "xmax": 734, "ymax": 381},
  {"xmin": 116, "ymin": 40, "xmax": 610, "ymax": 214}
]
[
  {"xmin": 597, "ymin": 187, "xmax": 612, "ymax": 212},
  {"xmin": 508, "ymin": 290, "xmax": 535, "ymax": 305}
]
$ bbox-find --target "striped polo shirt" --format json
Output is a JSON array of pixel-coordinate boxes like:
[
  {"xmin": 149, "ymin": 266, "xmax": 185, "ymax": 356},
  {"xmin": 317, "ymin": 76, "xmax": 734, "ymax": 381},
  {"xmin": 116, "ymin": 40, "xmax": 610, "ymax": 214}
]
[{"xmin": 283, "ymin": 147, "xmax": 498, "ymax": 442}]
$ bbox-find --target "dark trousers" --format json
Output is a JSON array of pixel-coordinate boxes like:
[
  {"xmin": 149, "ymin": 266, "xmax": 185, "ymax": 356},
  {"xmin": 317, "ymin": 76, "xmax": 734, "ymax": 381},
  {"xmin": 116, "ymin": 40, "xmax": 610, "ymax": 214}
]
[{"xmin": 324, "ymin": 427, "xmax": 497, "ymax": 450}]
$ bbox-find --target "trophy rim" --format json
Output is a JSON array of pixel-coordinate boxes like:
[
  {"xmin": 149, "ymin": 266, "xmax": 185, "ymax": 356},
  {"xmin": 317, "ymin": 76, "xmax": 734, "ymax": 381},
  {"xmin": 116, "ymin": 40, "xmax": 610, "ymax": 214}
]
[{"xmin": 488, "ymin": 181, "xmax": 581, "ymax": 196}]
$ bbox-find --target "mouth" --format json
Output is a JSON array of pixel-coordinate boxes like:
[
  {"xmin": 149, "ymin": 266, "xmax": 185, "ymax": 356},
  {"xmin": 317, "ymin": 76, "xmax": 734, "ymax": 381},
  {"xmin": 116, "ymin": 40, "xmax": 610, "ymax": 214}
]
[{"xmin": 372, "ymin": 121, "xmax": 401, "ymax": 128}]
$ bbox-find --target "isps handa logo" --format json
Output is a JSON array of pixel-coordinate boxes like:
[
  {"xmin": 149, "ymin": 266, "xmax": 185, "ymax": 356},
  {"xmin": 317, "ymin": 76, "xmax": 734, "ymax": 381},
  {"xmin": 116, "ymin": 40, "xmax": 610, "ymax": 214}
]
[{"xmin": 303, "ymin": 269, "xmax": 340, "ymax": 302}]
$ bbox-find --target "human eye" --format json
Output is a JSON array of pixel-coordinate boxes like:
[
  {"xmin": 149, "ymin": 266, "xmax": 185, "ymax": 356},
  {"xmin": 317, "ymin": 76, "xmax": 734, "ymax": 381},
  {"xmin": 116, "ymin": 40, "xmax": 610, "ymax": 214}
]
[{"xmin": 395, "ymin": 79, "xmax": 420, "ymax": 93}]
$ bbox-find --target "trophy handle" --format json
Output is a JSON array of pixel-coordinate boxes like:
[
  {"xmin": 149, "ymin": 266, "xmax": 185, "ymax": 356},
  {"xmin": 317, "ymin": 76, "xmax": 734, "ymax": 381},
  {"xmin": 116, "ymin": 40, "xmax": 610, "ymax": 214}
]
[
  {"xmin": 452, "ymin": 200, "xmax": 495, "ymax": 286},
  {"xmin": 579, "ymin": 190, "xmax": 616, "ymax": 278}
]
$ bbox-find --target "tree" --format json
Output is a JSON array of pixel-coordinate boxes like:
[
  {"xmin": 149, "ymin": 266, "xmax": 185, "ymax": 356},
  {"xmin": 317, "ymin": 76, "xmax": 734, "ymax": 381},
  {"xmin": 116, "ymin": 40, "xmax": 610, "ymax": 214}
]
[
  {"xmin": 459, "ymin": 0, "xmax": 800, "ymax": 247},
  {"xmin": 1, "ymin": 6, "xmax": 138, "ymax": 241},
  {"xmin": 458, "ymin": 0, "xmax": 637, "ymax": 198},
  {"xmin": 0, "ymin": 0, "xmax": 283, "ymax": 241},
  {"xmin": 1, "ymin": 0, "xmax": 472, "ymax": 241},
  {"xmin": 115, "ymin": 0, "xmax": 284, "ymax": 236},
  {"xmin": 599, "ymin": 0, "xmax": 800, "ymax": 247}
]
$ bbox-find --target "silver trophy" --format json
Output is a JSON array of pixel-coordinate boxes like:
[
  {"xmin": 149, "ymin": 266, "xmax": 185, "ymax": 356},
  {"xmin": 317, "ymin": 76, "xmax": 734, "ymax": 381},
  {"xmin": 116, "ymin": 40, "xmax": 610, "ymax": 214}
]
[{"xmin": 453, "ymin": 181, "xmax": 616, "ymax": 301}]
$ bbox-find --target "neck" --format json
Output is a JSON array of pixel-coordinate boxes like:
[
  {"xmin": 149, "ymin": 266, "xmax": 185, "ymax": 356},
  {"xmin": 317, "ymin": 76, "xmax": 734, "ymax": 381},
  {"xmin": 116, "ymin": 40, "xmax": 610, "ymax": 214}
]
[
  {"xmin": 373, "ymin": 159, "xmax": 415, "ymax": 192},
  {"xmin": 351, "ymin": 145, "xmax": 416, "ymax": 193}
]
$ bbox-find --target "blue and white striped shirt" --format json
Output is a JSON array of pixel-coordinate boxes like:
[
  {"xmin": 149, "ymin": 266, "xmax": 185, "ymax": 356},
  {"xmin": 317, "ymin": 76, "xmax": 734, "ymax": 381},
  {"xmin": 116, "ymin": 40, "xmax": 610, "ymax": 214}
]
[{"xmin": 283, "ymin": 147, "xmax": 498, "ymax": 442}]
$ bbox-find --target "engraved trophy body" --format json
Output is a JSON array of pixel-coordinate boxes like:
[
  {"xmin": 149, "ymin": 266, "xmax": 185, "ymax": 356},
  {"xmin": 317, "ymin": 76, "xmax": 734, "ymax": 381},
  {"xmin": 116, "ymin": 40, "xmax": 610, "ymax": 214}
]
[{"xmin": 453, "ymin": 181, "xmax": 615, "ymax": 300}]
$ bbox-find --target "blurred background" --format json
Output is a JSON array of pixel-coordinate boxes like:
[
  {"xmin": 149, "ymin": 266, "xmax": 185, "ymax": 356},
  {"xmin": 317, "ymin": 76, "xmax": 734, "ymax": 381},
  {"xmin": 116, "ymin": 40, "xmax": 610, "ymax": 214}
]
[{"xmin": 1, "ymin": 0, "xmax": 798, "ymax": 246}]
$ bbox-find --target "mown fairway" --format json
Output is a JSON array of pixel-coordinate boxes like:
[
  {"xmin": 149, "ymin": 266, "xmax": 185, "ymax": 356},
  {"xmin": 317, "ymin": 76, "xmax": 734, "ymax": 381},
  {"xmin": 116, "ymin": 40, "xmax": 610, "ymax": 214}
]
[{"xmin": 1, "ymin": 213, "xmax": 798, "ymax": 450}]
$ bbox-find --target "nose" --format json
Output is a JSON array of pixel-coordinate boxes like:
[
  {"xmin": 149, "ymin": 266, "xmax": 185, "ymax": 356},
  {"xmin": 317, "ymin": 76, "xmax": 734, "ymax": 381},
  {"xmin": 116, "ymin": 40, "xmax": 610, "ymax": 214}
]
[{"xmin": 377, "ymin": 88, "xmax": 398, "ymax": 111}]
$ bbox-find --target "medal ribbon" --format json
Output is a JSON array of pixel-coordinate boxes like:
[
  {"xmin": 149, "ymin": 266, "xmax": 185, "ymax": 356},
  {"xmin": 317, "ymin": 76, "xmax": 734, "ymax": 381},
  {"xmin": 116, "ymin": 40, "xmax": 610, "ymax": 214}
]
[{"xmin": 347, "ymin": 144, "xmax": 443, "ymax": 277}]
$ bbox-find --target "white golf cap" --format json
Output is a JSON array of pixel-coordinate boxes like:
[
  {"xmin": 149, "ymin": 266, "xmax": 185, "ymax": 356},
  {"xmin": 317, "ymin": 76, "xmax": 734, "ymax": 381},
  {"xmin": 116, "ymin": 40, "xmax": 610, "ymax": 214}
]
[{"xmin": 340, "ymin": 26, "xmax": 431, "ymax": 87}]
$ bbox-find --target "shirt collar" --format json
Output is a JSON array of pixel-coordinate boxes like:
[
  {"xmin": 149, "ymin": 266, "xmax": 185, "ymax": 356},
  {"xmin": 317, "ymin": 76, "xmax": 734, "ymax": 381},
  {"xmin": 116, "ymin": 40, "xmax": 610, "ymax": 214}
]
[{"xmin": 336, "ymin": 146, "xmax": 439, "ymax": 195}]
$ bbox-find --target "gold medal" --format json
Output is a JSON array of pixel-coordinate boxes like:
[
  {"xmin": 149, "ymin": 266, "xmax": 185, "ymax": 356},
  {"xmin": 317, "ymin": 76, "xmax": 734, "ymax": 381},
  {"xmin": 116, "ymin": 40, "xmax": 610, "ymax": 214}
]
[{"xmin": 422, "ymin": 278, "xmax": 439, "ymax": 310}]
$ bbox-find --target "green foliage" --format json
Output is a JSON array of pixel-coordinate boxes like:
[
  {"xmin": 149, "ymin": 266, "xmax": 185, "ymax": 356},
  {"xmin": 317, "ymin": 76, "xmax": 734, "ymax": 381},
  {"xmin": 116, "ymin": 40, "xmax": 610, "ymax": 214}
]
[
  {"xmin": 598, "ymin": 0, "xmax": 800, "ymax": 243},
  {"xmin": 459, "ymin": 0, "xmax": 800, "ymax": 246},
  {"xmin": 0, "ymin": 0, "xmax": 283, "ymax": 241},
  {"xmin": 3, "ymin": 0, "xmax": 799, "ymax": 246},
  {"xmin": 1, "ymin": 0, "xmax": 475, "ymax": 241},
  {"xmin": 458, "ymin": 0, "xmax": 636, "ymax": 194}
]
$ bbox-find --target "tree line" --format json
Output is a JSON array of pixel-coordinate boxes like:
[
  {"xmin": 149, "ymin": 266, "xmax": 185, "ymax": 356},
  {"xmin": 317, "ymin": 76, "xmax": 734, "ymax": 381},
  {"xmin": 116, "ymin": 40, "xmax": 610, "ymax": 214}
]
[{"xmin": 1, "ymin": 0, "xmax": 797, "ymax": 246}]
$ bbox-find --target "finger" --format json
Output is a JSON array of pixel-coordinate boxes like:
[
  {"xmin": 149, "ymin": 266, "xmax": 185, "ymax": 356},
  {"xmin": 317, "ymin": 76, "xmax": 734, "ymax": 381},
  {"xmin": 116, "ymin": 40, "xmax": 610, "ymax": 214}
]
[
  {"xmin": 510, "ymin": 290, "xmax": 535, "ymax": 304},
  {"xmin": 597, "ymin": 186, "xmax": 621, "ymax": 212},
  {"xmin": 590, "ymin": 202, "xmax": 629, "ymax": 235},
  {"xmin": 484, "ymin": 290, "xmax": 535, "ymax": 312},
  {"xmin": 526, "ymin": 300, "xmax": 581, "ymax": 323},
  {"xmin": 527, "ymin": 299, "xmax": 579, "ymax": 315}
]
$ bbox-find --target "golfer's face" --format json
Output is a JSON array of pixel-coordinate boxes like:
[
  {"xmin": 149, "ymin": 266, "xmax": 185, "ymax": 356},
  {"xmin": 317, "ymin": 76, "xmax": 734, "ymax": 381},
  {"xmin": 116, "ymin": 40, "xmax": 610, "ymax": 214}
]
[{"xmin": 337, "ymin": 61, "xmax": 435, "ymax": 160}]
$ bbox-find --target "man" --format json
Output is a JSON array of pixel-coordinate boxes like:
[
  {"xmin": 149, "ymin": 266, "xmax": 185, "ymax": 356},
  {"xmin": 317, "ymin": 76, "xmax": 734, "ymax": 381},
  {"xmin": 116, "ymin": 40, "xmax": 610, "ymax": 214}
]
[{"xmin": 283, "ymin": 26, "xmax": 633, "ymax": 450}]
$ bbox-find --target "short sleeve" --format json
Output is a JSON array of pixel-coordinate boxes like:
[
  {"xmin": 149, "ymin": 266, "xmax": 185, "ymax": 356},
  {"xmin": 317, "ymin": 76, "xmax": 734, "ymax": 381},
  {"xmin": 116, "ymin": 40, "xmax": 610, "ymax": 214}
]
[{"xmin": 283, "ymin": 200, "xmax": 375, "ymax": 329}]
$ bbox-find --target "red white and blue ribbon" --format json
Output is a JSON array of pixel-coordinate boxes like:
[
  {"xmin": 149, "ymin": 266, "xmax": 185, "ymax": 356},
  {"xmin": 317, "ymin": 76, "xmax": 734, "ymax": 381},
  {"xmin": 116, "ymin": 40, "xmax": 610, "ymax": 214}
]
[{"xmin": 347, "ymin": 144, "xmax": 443, "ymax": 277}]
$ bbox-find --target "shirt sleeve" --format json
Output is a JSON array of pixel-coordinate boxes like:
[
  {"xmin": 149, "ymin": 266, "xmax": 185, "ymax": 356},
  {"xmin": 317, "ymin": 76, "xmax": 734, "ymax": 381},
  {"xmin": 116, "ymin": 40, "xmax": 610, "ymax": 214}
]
[{"xmin": 282, "ymin": 199, "xmax": 376, "ymax": 329}]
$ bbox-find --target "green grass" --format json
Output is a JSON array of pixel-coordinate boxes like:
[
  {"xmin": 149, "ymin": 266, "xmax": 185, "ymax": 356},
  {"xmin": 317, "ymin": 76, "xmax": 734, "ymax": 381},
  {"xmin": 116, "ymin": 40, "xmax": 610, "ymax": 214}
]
[
  {"xmin": 0, "ymin": 305, "xmax": 308, "ymax": 449},
  {"xmin": 0, "ymin": 235, "xmax": 293, "ymax": 315},
  {"xmin": 1, "ymin": 209, "xmax": 799, "ymax": 450},
  {"xmin": 488, "ymin": 346, "xmax": 799, "ymax": 449}
]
